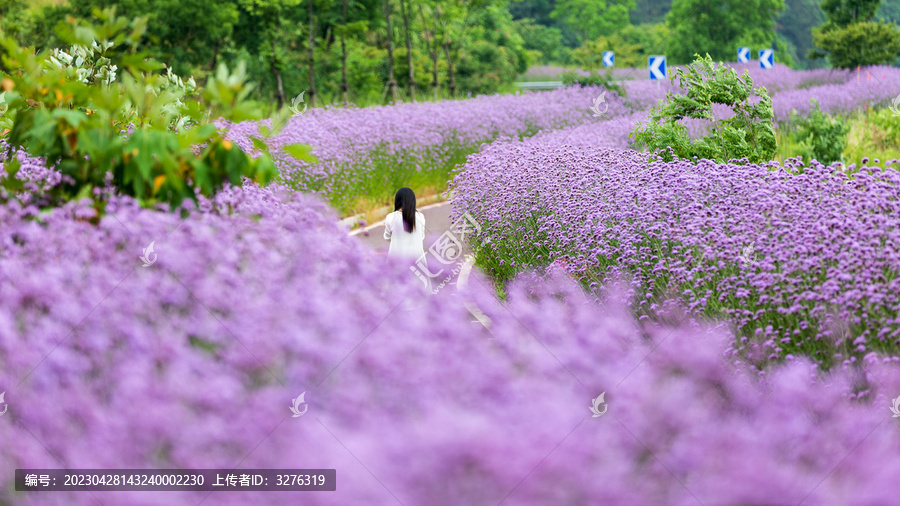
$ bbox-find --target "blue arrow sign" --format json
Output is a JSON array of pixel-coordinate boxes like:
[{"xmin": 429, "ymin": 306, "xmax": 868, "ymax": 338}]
[
  {"xmin": 737, "ymin": 47, "xmax": 750, "ymax": 63},
  {"xmin": 649, "ymin": 56, "xmax": 666, "ymax": 80},
  {"xmin": 759, "ymin": 49, "xmax": 774, "ymax": 69},
  {"xmin": 603, "ymin": 51, "xmax": 614, "ymax": 67}
]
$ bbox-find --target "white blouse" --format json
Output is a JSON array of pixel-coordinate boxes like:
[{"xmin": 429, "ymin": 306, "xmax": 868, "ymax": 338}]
[{"xmin": 384, "ymin": 210, "xmax": 426, "ymax": 260}]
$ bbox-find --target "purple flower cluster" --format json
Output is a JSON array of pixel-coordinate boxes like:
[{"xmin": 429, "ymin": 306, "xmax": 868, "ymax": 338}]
[
  {"xmin": 725, "ymin": 62, "xmax": 852, "ymax": 93},
  {"xmin": 2, "ymin": 186, "xmax": 900, "ymax": 503},
  {"xmin": 451, "ymin": 135, "xmax": 900, "ymax": 366}
]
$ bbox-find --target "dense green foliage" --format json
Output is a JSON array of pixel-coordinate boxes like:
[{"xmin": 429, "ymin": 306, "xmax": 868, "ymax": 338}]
[
  {"xmin": 819, "ymin": 0, "xmax": 881, "ymax": 26},
  {"xmin": 454, "ymin": 2, "xmax": 530, "ymax": 93},
  {"xmin": 810, "ymin": 0, "xmax": 900, "ymax": 68},
  {"xmin": 513, "ymin": 0, "xmax": 898, "ymax": 70},
  {"xmin": 878, "ymin": 0, "xmax": 900, "ymax": 23},
  {"xmin": 513, "ymin": 18, "xmax": 569, "ymax": 64},
  {"xmin": 665, "ymin": 0, "xmax": 786, "ymax": 64},
  {"xmin": 811, "ymin": 20, "xmax": 900, "ymax": 68},
  {"xmin": 629, "ymin": 0, "xmax": 672, "ymax": 24},
  {"xmin": 0, "ymin": 9, "xmax": 314, "ymax": 213},
  {"xmin": 631, "ymin": 54, "xmax": 777, "ymax": 163},
  {"xmin": 550, "ymin": 0, "xmax": 636, "ymax": 42},
  {"xmin": 2, "ymin": 0, "xmax": 532, "ymax": 106},
  {"xmin": 5, "ymin": 0, "xmax": 895, "ymax": 112},
  {"xmin": 786, "ymin": 99, "xmax": 849, "ymax": 164},
  {"xmin": 509, "ymin": 0, "xmax": 580, "ymax": 48},
  {"xmin": 777, "ymin": 0, "xmax": 826, "ymax": 68}
]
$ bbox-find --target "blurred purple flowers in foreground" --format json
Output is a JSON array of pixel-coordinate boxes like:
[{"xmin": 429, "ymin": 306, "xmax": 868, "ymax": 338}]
[{"xmin": 0, "ymin": 168, "xmax": 897, "ymax": 504}]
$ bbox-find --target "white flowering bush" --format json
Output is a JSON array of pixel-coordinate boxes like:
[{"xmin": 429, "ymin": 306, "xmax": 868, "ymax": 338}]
[
  {"xmin": 44, "ymin": 37, "xmax": 199, "ymax": 133},
  {"xmin": 47, "ymin": 40, "xmax": 118, "ymax": 86}
]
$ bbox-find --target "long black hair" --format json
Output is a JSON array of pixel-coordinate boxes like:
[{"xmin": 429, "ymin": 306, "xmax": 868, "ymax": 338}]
[{"xmin": 394, "ymin": 187, "xmax": 417, "ymax": 233}]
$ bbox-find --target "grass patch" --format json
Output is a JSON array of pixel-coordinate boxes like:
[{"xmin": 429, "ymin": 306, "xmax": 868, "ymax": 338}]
[{"xmin": 843, "ymin": 106, "xmax": 900, "ymax": 169}]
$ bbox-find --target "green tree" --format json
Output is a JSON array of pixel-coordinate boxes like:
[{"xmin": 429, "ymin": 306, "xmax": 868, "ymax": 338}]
[
  {"xmin": 666, "ymin": 0, "xmax": 785, "ymax": 64},
  {"xmin": 818, "ymin": 0, "xmax": 880, "ymax": 26},
  {"xmin": 811, "ymin": 20, "xmax": 900, "ymax": 67},
  {"xmin": 418, "ymin": 0, "xmax": 441, "ymax": 99},
  {"xmin": 514, "ymin": 18, "xmax": 568, "ymax": 64},
  {"xmin": 233, "ymin": 0, "xmax": 304, "ymax": 109},
  {"xmin": 456, "ymin": 0, "xmax": 530, "ymax": 93},
  {"xmin": 67, "ymin": 0, "xmax": 240, "ymax": 78},
  {"xmin": 631, "ymin": 54, "xmax": 777, "ymax": 164},
  {"xmin": 5, "ymin": 0, "xmax": 542, "ymax": 106},
  {"xmin": 810, "ymin": 0, "xmax": 900, "ymax": 68},
  {"xmin": 509, "ymin": 0, "xmax": 580, "ymax": 47},
  {"xmin": 617, "ymin": 23, "xmax": 669, "ymax": 64},
  {"xmin": 788, "ymin": 99, "xmax": 849, "ymax": 164},
  {"xmin": 398, "ymin": 0, "xmax": 417, "ymax": 99},
  {"xmin": 551, "ymin": 0, "xmax": 636, "ymax": 42},
  {"xmin": 0, "ymin": 10, "xmax": 314, "ymax": 212},
  {"xmin": 435, "ymin": 0, "xmax": 490, "ymax": 99},
  {"xmin": 629, "ymin": 0, "xmax": 672, "ymax": 24}
]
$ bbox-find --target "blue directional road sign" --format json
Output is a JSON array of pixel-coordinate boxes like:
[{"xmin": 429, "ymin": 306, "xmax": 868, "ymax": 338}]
[
  {"xmin": 649, "ymin": 56, "xmax": 666, "ymax": 80},
  {"xmin": 737, "ymin": 47, "xmax": 750, "ymax": 63},
  {"xmin": 759, "ymin": 49, "xmax": 774, "ymax": 69},
  {"xmin": 603, "ymin": 51, "xmax": 614, "ymax": 67}
]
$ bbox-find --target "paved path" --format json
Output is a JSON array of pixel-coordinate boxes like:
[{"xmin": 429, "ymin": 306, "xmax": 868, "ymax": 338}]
[{"xmin": 349, "ymin": 201, "xmax": 453, "ymax": 255}]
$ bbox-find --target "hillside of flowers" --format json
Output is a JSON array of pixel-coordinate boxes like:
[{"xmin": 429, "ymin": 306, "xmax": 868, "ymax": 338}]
[{"xmin": 3, "ymin": 147, "xmax": 900, "ymax": 503}]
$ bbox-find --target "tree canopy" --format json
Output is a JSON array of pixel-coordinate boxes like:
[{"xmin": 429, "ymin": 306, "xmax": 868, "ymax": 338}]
[
  {"xmin": 810, "ymin": 0, "xmax": 900, "ymax": 68},
  {"xmin": 665, "ymin": 0, "xmax": 785, "ymax": 64}
]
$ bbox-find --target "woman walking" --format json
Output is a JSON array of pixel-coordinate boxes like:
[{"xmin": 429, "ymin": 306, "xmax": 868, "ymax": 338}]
[{"xmin": 384, "ymin": 187, "xmax": 430, "ymax": 296}]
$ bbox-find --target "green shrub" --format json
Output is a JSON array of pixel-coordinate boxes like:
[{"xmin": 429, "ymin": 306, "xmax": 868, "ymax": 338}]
[
  {"xmin": 786, "ymin": 99, "xmax": 849, "ymax": 165},
  {"xmin": 630, "ymin": 54, "xmax": 777, "ymax": 164},
  {"xmin": 0, "ymin": 8, "xmax": 314, "ymax": 214}
]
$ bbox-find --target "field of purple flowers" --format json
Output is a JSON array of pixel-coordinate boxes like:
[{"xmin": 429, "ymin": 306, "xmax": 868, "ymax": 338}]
[
  {"xmin": 2, "ymin": 157, "xmax": 900, "ymax": 503},
  {"xmin": 451, "ymin": 65, "xmax": 900, "ymax": 369},
  {"xmin": 223, "ymin": 85, "xmax": 634, "ymax": 215},
  {"xmin": 3, "ymin": 62, "xmax": 900, "ymax": 504},
  {"xmin": 222, "ymin": 62, "xmax": 864, "ymax": 217}
]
